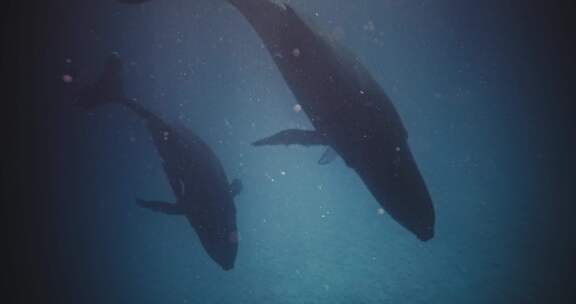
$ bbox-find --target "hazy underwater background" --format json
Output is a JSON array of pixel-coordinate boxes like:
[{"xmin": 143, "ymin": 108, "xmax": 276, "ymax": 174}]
[{"xmin": 4, "ymin": 0, "xmax": 576, "ymax": 303}]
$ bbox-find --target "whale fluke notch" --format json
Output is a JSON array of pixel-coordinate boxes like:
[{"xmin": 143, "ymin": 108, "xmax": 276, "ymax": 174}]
[{"xmin": 252, "ymin": 129, "xmax": 328, "ymax": 147}]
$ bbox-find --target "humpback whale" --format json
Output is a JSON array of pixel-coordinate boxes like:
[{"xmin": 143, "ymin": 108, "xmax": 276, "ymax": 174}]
[
  {"xmin": 77, "ymin": 54, "xmax": 242, "ymax": 270},
  {"xmin": 121, "ymin": 0, "xmax": 435, "ymax": 241},
  {"xmin": 227, "ymin": 0, "xmax": 435, "ymax": 241}
]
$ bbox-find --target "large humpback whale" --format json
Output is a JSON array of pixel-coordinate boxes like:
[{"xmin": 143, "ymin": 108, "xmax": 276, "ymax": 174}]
[
  {"xmin": 229, "ymin": 0, "xmax": 435, "ymax": 241},
  {"xmin": 77, "ymin": 54, "xmax": 242, "ymax": 270},
  {"xmin": 121, "ymin": 0, "xmax": 435, "ymax": 241}
]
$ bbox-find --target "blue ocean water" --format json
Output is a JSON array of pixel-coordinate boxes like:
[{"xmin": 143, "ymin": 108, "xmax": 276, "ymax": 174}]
[{"xmin": 44, "ymin": 0, "xmax": 575, "ymax": 303}]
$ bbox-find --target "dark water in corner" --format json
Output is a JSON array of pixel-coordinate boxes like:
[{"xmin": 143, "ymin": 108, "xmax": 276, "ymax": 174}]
[{"xmin": 15, "ymin": 0, "xmax": 575, "ymax": 303}]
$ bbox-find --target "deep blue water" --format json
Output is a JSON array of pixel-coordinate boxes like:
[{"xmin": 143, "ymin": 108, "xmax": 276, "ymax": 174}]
[{"xmin": 19, "ymin": 0, "xmax": 575, "ymax": 303}]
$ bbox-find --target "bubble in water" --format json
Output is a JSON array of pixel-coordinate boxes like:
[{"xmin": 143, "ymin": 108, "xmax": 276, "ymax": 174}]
[
  {"xmin": 62, "ymin": 74, "xmax": 73, "ymax": 83},
  {"xmin": 292, "ymin": 48, "xmax": 301, "ymax": 57}
]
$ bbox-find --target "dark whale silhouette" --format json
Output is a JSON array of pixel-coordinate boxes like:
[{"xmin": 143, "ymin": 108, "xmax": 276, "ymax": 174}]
[
  {"xmin": 227, "ymin": 0, "xmax": 435, "ymax": 241},
  {"xmin": 121, "ymin": 0, "xmax": 435, "ymax": 241},
  {"xmin": 77, "ymin": 54, "xmax": 242, "ymax": 270}
]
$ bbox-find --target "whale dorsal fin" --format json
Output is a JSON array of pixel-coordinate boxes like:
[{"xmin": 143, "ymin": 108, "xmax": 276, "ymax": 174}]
[{"xmin": 318, "ymin": 147, "xmax": 338, "ymax": 165}]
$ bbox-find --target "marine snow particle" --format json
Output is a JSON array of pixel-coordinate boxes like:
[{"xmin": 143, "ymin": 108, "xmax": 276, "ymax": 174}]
[
  {"xmin": 395, "ymin": 146, "xmax": 401, "ymax": 152},
  {"xmin": 280, "ymin": 170, "xmax": 286, "ymax": 176},
  {"xmin": 292, "ymin": 48, "xmax": 301, "ymax": 57},
  {"xmin": 62, "ymin": 74, "xmax": 73, "ymax": 83},
  {"xmin": 377, "ymin": 208, "xmax": 385, "ymax": 215},
  {"xmin": 293, "ymin": 104, "xmax": 302, "ymax": 112},
  {"xmin": 265, "ymin": 173, "xmax": 275, "ymax": 183},
  {"xmin": 363, "ymin": 21, "xmax": 375, "ymax": 31}
]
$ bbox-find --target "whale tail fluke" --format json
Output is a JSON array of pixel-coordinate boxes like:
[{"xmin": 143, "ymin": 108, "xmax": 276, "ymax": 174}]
[{"xmin": 75, "ymin": 53, "xmax": 127, "ymax": 109}]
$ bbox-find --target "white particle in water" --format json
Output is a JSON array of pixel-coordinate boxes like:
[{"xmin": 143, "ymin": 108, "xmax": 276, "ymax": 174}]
[
  {"xmin": 265, "ymin": 173, "xmax": 275, "ymax": 183},
  {"xmin": 292, "ymin": 48, "xmax": 301, "ymax": 57},
  {"xmin": 363, "ymin": 21, "xmax": 375, "ymax": 31},
  {"xmin": 62, "ymin": 74, "xmax": 73, "ymax": 83}
]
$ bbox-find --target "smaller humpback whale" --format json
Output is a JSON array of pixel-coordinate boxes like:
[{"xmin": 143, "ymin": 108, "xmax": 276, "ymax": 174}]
[{"xmin": 76, "ymin": 54, "xmax": 242, "ymax": 270}]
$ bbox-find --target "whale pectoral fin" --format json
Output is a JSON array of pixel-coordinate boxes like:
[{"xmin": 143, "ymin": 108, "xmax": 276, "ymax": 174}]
[
  {"xmin": 162, "ymin": 163, "xmax": 186, "ymax": 197},
  {"xmin": 229, "ymin": 178, "xmax": 243, "ymax": 198},
  {"xmin": 136, "ymin": 198, "xmax": 186, "ymax": 215},
  {"xmin": 252, "ymin": 129, "xmax": 328, "ymax": 147},
  {"xmin": 318, "ymin": 147, "xmax": 338, "ymax": 165}
]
